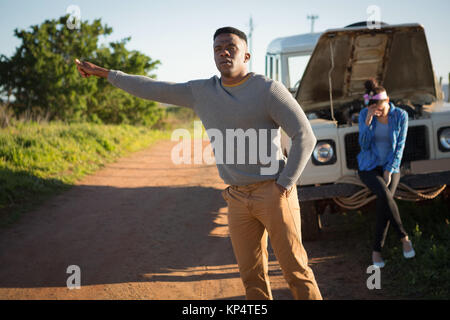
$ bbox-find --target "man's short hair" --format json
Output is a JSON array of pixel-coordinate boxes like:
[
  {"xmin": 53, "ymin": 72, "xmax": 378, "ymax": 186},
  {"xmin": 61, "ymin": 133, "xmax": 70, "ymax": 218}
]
[{"xmin": 213, "ymin": 27, "xmax": 248, "ymax": 44}]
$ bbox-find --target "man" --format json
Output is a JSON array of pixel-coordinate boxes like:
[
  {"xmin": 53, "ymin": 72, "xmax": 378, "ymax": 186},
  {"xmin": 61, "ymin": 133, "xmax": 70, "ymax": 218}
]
[{"xmin": 75, "ymin": 26, "xmax": 322, "ymax": 300}]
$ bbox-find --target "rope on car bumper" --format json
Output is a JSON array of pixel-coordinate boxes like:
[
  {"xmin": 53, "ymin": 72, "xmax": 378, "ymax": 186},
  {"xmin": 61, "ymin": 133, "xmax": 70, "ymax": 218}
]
[{"xmin": 331, "ymin": 175, "xmax": 446, "ymax": 210}]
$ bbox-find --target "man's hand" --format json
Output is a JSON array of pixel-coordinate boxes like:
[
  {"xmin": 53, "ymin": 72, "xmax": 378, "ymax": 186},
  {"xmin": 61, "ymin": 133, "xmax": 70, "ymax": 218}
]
[
  {"xmin": 75, "ymin": 59, "xmax": 109, "ymax": 79},
  {"xmin": 383, "ymin": 170, "xmax": 392, "ymax": 187},
  {"xmin": 275, "ymin": 182, "xmax": 290, "ymax": 196}
]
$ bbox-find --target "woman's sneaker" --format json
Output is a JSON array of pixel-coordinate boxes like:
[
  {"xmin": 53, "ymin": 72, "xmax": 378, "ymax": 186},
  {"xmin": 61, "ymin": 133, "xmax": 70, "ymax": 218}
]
[
  {"xmin": 372, "ymin": 251, "xmax": 385, "ymax": 268},
  {"xmin": 372, "ymin": 260, "xmax": 385, "ymax": 268},
  {"xmin": 403, "ymin": 240, "xmax": 416, "ymax": 259}
]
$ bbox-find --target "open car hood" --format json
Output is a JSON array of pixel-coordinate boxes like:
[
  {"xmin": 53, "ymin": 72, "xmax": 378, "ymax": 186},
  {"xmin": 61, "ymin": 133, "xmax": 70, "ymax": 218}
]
[{"xmin": 295, "ymin": 23, "xmax": 440, "ymax": 111}]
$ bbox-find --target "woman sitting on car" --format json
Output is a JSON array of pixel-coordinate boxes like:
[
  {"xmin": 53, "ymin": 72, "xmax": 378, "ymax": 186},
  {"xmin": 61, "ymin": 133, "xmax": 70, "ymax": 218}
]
[{"xmin": 357, "ymin": 78, "xmax": 416, "ymax": 268}]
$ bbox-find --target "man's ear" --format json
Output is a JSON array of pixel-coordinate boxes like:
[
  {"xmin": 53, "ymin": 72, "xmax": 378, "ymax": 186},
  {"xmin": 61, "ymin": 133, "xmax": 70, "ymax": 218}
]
[{"xmin": 244, "ymin": 52, "xmax": 251, "ymax": 63}]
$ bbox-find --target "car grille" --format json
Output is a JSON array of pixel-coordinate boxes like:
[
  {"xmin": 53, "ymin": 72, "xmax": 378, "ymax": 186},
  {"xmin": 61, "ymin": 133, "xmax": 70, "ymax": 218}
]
[{"xmin": 344, "ymin": 125, "xmax": 429, "ymax": 170}]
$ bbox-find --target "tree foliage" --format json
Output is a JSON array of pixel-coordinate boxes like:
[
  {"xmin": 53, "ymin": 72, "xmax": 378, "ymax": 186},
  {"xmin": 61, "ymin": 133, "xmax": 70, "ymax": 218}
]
[{"xmin": 0, "ymin": 15, "xmax": 163, "ymax": 126}]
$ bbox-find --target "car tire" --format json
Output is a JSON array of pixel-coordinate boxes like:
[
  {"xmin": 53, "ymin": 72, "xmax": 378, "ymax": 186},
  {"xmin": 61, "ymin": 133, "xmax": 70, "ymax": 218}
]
[{"xmin": 300, "ymin": 200, "xmax": 322, "ymax": 241}]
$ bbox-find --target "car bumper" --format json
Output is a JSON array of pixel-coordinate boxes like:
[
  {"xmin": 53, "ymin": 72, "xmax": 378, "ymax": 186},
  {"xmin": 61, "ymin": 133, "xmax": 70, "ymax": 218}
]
[{"xmin": 298, "ymin": 166, "xmax": 450, "ymax": 202}]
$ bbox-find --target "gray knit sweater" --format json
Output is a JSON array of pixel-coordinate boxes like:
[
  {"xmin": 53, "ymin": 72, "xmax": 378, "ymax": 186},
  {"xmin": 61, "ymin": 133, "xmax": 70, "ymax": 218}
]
[{"xmin": 107, "ymin": 71, "xmax": 316, "ymax": 189}]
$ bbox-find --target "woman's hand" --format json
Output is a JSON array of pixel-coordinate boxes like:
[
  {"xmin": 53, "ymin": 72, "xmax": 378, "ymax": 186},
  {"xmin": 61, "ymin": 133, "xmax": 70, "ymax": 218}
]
[
  {"xmin": 383, "ymin": 170, "xmax": 392, "ymax": 187},
  {"xmin": 365, "ymin": 105, "xmax": 382, "ymax": 126},
  {"xmin": 75, "ymin": 59, "xmax": 109, "ymax": 79}
]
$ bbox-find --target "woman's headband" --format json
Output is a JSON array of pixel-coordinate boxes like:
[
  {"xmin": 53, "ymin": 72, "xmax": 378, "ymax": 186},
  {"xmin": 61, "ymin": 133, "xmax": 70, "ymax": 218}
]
[{"xmin": 364, "ymin": 91, "xmax": 388, "ymax": 105}]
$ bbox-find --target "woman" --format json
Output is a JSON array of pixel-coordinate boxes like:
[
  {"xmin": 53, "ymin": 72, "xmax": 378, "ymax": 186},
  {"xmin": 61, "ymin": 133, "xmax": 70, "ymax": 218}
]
[{"xmin": 357, "ymin": 79, "xmax": 415, "ymax": 268}]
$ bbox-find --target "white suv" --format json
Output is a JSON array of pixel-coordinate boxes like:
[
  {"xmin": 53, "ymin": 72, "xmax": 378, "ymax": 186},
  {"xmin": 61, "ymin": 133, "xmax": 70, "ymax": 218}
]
[{"xmin": 266, "ymin": 22, "xmax": 450, "ymax": 240}]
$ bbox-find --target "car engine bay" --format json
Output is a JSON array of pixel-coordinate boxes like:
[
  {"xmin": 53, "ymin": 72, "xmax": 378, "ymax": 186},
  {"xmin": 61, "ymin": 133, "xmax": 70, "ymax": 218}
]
[{"xmin": 306, "ymin": 99, "xmax": 424, "ymax": 127}]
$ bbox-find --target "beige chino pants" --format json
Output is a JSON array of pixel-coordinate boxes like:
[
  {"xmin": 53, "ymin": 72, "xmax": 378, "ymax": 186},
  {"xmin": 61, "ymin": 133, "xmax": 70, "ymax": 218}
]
[{"xmin": 221, "ymin": 179, "xmax": 322, "ymax": 300}]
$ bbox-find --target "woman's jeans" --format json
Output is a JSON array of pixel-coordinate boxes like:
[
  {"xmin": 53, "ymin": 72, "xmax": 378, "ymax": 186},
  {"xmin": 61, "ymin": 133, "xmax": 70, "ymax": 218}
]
[{"xmin": 358, "ymin": 166, "xmax": 408, "ymax": 252}]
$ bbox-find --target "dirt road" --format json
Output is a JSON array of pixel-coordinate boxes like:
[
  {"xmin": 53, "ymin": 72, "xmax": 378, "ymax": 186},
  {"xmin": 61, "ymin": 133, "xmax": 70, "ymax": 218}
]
[{"xmin": 0, "ymin": 139, "xmax": 388, "ymax": 299}]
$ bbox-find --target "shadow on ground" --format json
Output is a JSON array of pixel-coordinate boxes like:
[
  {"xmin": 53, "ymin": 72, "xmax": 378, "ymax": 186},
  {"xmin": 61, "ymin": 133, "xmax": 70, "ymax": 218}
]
[{"xmin": 0, "ymin": 179, "xmax": 241, "ymax": 289}]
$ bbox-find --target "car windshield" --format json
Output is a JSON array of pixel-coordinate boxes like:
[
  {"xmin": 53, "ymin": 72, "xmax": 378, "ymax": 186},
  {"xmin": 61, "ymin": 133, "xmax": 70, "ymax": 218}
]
[{"xmin": 288, "ymin": 55, "xmax": 311, "ymax": 91}]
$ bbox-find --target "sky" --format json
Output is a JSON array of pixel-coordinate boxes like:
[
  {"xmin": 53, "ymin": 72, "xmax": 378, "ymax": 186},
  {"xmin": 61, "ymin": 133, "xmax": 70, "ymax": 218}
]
[{"xmin": 1, "ymin": 0, "xmax": 449, "ymax": 85}]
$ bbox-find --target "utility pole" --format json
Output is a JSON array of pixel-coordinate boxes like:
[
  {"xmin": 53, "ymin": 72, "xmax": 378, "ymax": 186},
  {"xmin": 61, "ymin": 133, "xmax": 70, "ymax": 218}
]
[
  {"xmin": 248, "ymin": 16, "xmax": 254, "ymax": 72},
  {"xmin": 307, "ymin": 14, "xmax": 319, "ymax": 33}
]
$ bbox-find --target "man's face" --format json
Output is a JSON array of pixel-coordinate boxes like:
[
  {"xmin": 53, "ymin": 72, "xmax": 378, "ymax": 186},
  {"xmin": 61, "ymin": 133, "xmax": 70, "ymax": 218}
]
[{"xmin": 213, "ymin": 33, "xmax": 250, "ymax": 77}]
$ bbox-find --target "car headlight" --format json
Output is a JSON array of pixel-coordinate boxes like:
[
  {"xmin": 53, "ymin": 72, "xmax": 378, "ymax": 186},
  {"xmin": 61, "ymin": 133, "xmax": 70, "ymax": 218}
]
[
  {"xmin": 438, "ymin": 127, "xmax": 450, "ymax": 152},
  {"xmin": 312, "ymin": 140, "xmax": 337, "ymax": 165}
]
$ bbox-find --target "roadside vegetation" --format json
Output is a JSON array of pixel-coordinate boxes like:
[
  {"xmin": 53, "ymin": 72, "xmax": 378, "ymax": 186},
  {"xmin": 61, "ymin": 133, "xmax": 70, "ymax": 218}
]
[
  {"xmin": 0, "ymin": 120, "xmax": 166, "ymax": 226},
  {"xmin": 383, "ymin": 197, "xmax": 450, "ymax": 299}
]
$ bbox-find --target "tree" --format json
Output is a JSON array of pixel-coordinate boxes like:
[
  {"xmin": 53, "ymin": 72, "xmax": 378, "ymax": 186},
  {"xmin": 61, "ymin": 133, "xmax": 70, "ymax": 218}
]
[{"xmin": 0, "ymin": 15, "xmax": 163, "ymax": 125}]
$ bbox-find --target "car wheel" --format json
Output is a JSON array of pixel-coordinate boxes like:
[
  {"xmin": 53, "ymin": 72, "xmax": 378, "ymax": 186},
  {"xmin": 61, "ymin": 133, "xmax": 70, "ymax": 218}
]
[{"xmin": 300, "ymin": 200, "xmax": 322, "ymax": 241}]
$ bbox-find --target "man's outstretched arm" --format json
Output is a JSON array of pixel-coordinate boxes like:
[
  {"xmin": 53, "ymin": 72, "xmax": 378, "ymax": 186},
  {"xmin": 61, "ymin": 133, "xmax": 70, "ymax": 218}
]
[{"xmin": 75, "ymin": 59, "xmax": 195, "ymax": 109}]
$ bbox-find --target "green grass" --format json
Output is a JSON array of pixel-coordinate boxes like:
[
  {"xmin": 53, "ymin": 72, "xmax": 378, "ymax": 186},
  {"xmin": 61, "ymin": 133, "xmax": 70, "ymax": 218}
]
[
  {"xmin": 0, "ymin": 120, "xmax": 174, "ymax": 227},
  {"xmin": 382, "ymin": 198, "xmax": 450, "ymax": 299},
  {"xmin": 340, "ymin": 194, "xmax": 450, "ymax": 299}
]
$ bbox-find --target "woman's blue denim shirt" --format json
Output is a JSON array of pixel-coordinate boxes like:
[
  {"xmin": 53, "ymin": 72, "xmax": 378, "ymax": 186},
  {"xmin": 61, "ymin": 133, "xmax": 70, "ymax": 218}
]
[{"xmin": 357, "ymin": 102, "xmax": 408, "ymax": 173}]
